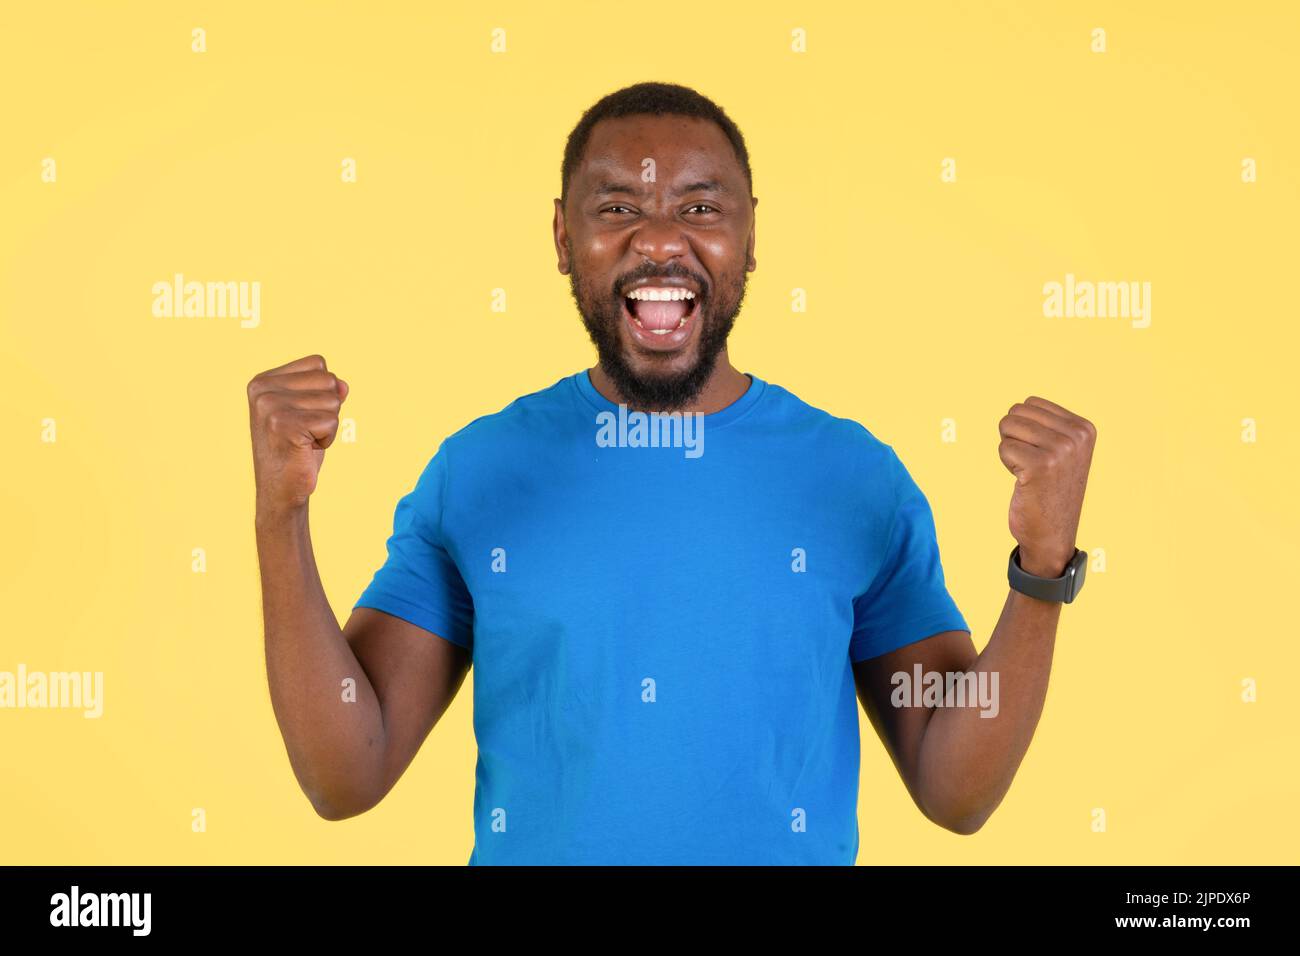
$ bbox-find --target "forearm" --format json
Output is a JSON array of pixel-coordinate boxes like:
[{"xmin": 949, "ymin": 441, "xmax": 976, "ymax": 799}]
[
  {"xmin": 914, "ymin": 586, "xmax": 1061, "ymax": 833},
  {"xmin": 256, "ymin": 502, "xmax": 386, "ymax": 818},
  {"xmin": 910, "ymin": 394, "xmax": 1094, "ymax": 833}
]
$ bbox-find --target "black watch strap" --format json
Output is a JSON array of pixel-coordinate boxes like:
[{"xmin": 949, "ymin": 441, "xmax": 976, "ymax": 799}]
[{"xmin": 1007, "ymin": 545, "xmax": 1088, "ymax": 603}]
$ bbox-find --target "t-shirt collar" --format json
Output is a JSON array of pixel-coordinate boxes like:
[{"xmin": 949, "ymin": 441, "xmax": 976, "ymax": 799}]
[{"xmin": 572, "ymin": 367, "xmax": 767, "ymax": 429}]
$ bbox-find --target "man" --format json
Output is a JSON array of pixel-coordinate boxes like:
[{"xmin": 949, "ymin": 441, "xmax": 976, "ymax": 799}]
[{"xmin": 247, "ymin": 82, "xmax": 1096, "ymax": 865}]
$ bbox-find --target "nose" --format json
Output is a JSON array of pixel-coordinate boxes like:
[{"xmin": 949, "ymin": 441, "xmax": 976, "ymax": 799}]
[{"xmin": 629, "ymin": 212, "xmax": 689, "ymax": 264}]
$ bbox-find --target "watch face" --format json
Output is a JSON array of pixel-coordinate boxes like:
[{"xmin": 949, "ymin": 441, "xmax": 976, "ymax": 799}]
[{"xmin": 1066, "ymin": 550, "xmax": 1087, "ymax": 601}]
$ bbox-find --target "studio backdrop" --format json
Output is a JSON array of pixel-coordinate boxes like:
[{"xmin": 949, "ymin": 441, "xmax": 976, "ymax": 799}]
[{"xmin": 2, "ymin": 1, "xmax": 1296, "ymax": 864}]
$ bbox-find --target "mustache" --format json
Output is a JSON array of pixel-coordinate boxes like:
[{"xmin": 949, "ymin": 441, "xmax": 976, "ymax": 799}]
[{"xmin": 614, "ymin": 265, "xmax": 708, "ymax": 298}]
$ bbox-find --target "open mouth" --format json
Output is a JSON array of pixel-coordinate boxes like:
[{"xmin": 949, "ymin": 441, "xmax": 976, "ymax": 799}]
[{"xmin": 621, "ymin": 287, "xmax": 699, "ymax": 350}]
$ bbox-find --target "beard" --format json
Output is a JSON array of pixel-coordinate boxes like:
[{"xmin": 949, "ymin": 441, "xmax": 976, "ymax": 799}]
[{"xmin": 567, "ymin": 249, "xmax": 748, "ymax": 412}]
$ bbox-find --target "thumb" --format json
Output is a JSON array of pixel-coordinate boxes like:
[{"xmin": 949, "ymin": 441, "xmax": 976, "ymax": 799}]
[{"xmin": 336, "ymin": 377, "xmax": 349, "ymax": 402}]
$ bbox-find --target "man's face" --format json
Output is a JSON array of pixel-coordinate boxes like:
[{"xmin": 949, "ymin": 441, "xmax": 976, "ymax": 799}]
[{"xmin": 555, "ymin": 114, "xmax": 757, "ymax": 411}]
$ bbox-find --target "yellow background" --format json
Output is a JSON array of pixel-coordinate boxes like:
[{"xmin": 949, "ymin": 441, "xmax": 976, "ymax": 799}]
[{"xmin": 2, "ymin": 2, "xmax": 1296, "ymax": 864}]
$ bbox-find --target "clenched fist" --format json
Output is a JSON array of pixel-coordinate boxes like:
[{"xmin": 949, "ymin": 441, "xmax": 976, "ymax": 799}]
[
  {"xmin": 247, "ymin": 354, "xmax": 349, "ymax": 517},
  {"xmin": 997, "ymin": 396, "xmax": 1096, "ymax": 578}
]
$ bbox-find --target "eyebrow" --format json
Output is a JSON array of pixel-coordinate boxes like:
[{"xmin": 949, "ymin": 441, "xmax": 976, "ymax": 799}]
[{"xmin": 593, "ymin": 179, "xmax": 729, "ymax": 198}]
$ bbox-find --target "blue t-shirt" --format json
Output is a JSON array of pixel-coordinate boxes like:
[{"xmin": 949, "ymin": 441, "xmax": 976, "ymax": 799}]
[{"xmin": 353, "ymin": 369, "xmax": 969, "ymax": 865}]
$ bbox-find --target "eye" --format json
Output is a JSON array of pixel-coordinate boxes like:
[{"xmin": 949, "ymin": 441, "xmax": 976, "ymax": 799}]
[
  {"xmin": 601, "ymin": 205, "xmax": 635, "ymax": 215},
  {"xmin": 686, "ymin": 204, "xmax": 720, "ymax": 215}
]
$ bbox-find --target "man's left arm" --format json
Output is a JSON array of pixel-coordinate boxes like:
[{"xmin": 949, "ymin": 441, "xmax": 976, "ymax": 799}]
[{"xmin": 853, "ymin": 396, "xmax": 1096, "ymax": 835}]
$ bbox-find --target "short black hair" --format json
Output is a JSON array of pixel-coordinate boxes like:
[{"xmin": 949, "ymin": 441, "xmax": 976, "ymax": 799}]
[{"xmin": 560, "ymin": 81, "xmax": 753, "ymax": 205}]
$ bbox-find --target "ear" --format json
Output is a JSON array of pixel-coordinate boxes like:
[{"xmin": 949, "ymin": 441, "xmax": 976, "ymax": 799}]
[
  {"xmin": 745, "ymin": 196, "xmax": 758, "ymax": 272},
  {"xmin": 553, "ymin": 197, "xmax": 571, "ymax": 275}
]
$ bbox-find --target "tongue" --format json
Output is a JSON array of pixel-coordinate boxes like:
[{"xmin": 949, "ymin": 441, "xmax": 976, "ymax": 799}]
[{"xmin": 634, "ymin": 299, "xmax": 689, "ymax": 330}]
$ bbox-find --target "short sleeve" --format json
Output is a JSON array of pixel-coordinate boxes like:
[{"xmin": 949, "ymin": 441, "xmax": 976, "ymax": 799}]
[
  {"xmin": 353, "ymin": 444, "xmax": 475, "ymax": 650},
  {"xmin": 849, "ymin": 446, "xmax": 968, "ymax": 663}
]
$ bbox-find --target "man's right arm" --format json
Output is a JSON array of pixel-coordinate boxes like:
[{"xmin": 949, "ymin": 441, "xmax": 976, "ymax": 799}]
[{"xmin": 249, "ymin": 354, "xmax": 470, "ymax": 820}]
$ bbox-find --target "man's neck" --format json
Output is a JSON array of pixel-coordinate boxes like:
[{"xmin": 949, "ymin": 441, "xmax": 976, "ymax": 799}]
[{"xmin": 588, "ymin": 353, "xmax": 751, "ymax": 416}]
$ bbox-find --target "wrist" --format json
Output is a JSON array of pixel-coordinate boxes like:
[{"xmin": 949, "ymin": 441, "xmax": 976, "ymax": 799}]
[
  {"xmin": 255, "ymin": 499, "xmax": 309, "ymax": 534},
  {"xmin": 1015, "ymin": 545, "xmax": 1075, "ymax": 578}
]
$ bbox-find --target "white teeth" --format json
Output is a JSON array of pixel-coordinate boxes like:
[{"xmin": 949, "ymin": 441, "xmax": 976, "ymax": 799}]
[
  {"xmin": 627, "ymin": 287, "xmax": 696, "ymax": 301},
  {"xmin": 627, "ymin": 288, "xmax": 693, "ymax": 335},
  {"xmin": 632, "ymin": 315, "xmax": 689, "ymax": 333}
]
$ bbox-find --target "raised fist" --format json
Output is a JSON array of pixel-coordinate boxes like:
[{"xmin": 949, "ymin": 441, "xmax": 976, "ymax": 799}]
[
  {"xmin": 247, "ymin": 354, "xmax": 349, "ymax": 516},
  {"xmin": 997, "ymin": 396, "xmax": 1097, "ymax": 577}
]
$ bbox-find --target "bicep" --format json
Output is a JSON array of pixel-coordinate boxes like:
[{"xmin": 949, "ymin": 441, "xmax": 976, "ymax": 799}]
[
  {"xmin": 852, "ymin": 629, "xmax": 977, "ymax": 800},
  {"xmin": 342, "ymin": 606, "xmax": 471, "ymax": 794}
]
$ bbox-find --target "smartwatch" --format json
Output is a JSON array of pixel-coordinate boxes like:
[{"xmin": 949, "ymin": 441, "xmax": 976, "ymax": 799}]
[{"xmin": 1007, "ymin": 545, "xmax": 1088, "ymax": 604}]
